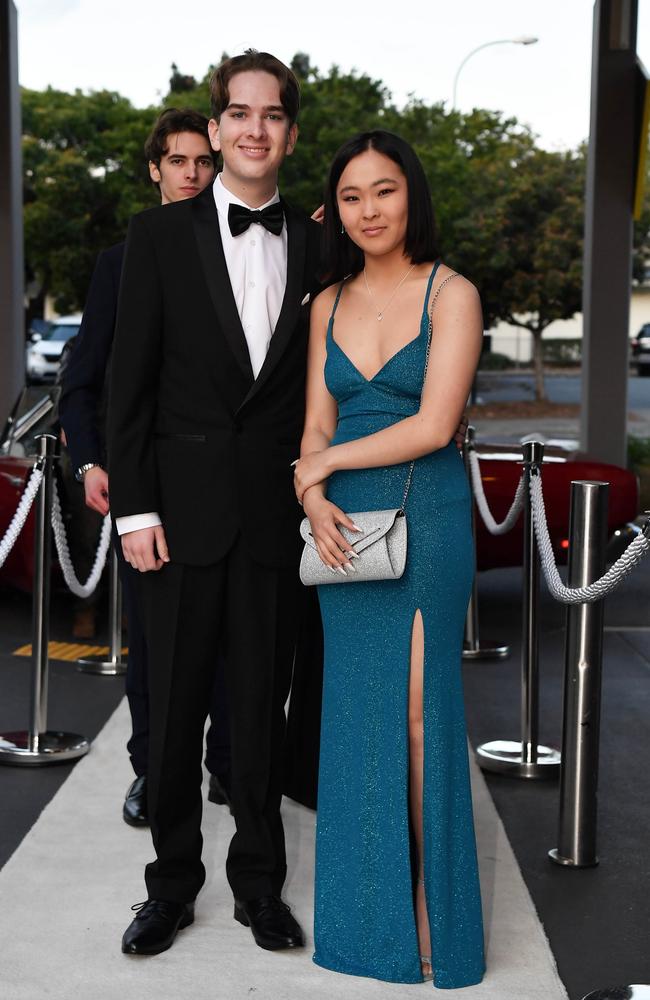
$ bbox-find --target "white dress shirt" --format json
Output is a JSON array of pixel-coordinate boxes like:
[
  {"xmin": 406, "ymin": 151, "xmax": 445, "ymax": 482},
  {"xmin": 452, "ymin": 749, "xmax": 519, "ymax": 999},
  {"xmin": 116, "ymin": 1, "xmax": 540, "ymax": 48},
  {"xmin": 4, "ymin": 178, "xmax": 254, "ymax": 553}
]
[
  {"xmin": 213, "ymin": 172, "xmax": 287, "ymax": 378},
  {"xmin": 116, "ymin": 173, "xmax": 288, "ymax": 537}
]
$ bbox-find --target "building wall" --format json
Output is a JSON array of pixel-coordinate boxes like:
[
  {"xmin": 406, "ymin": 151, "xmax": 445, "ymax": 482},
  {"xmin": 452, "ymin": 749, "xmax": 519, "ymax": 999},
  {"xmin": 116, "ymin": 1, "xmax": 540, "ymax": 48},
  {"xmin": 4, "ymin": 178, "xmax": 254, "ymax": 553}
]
[{"xmin": 489, "ymin": 286, "xmax": 650, "ymax": 362}]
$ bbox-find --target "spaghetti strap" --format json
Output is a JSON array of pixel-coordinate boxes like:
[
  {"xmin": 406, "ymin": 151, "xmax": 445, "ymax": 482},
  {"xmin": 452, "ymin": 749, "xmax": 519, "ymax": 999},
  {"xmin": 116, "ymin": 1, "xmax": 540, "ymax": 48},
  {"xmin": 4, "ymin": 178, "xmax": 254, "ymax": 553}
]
[
  {"xmin": 326, "ymin": 281, "xmax": 346, "ymax": 341},
  {"xmin": 331, "ymin": 281, "xmax": 345, "ymax": 318},
  {"xmin": 422, "ymin": 260, "xmax": 441, "ymax": 317}
]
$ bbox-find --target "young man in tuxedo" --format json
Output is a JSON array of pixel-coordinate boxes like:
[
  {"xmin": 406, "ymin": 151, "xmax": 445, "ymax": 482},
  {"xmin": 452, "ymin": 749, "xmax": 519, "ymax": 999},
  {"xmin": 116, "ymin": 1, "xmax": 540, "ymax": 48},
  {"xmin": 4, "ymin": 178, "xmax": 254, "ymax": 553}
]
[
  {"xmin": 109, "ymin": 52, "xmax": 322, "ymax": 956},
  {"xmin": 60, "ymin": 108, "xmax": 232, "ymax": 828}
]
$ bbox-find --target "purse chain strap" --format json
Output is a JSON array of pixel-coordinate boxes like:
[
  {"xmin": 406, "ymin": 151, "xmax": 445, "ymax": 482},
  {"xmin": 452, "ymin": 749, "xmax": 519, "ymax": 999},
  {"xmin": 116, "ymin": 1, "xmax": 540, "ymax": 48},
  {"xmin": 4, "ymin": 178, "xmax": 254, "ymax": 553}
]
[{"xmin": 399, "ymin": 271, "xmax": 461, "ymax": 513}]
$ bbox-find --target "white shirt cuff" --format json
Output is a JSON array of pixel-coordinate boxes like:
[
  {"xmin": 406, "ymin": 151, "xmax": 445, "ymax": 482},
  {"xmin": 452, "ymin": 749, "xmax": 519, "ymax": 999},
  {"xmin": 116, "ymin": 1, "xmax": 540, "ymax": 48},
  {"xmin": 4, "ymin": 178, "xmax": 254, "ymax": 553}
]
[{"xmin": 115, "ymin": 512, "xmax": 162, "ymax": 535}]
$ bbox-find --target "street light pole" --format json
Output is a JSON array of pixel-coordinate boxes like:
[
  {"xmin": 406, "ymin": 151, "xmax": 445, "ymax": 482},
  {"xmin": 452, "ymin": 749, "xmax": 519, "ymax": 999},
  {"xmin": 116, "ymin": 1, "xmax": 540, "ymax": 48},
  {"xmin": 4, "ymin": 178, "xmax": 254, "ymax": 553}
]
[{"xmin": 452, "ymin": 36, "xmax": 539, "ymax": 109}]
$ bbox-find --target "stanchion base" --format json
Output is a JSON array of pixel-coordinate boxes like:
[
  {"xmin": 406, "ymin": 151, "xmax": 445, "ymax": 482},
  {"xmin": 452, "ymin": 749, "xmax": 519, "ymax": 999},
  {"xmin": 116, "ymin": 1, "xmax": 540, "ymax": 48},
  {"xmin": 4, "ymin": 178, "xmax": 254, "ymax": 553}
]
[
  {"xmin": 581, "ymin": 989, "xmax": 650, "ymax": 1000},
  {"xmin": 462, "ymin": 641, "xmax": 510, "ymax": 660},
  {"xmin": 76, "ymin": 653, "xmax": 127, "ymax": 676},
  {"xmin": 476, "ymin": 739, "xmax": 561, "ymax": 779},
  {"xmin": 0, "ymin": 730, "xmax": 90, "ymax": 766},
  {"xmin": 548, "ymin": 848, "xmax": 599, "ymax": 869}
]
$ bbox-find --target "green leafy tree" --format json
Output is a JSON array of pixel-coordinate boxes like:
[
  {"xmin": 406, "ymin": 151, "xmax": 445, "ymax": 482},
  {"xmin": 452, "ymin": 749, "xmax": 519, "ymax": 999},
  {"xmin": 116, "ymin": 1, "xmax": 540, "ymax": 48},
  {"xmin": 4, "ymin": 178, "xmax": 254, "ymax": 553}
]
[
  {"xmin": 452, "ymin": 146, "xmax": 585, "ymax": 400},
  {"xmin": 22, "ymin": 86, "xmax": 157, "ymax": 313},
  {"xmin": 391, "ymin": 102, "xmax": 538, "ymax": 313},
  {"xmin": 21, "ymin": 57, "xmax": 592, "ymax": 374},
  {"xmin": 162, "ymin": 64, "xmax": 214, "ymax": 115},
  {"xmin": 168, "ymin": 63, "xmax": 198, "ymax": 94}
]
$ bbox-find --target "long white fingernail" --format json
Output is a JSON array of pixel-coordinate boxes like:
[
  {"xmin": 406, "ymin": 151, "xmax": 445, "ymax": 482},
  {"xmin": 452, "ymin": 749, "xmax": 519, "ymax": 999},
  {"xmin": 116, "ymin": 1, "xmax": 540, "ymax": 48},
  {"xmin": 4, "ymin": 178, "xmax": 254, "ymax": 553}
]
[
  {"xmin": 338, "ymin": 566, "xmax": 347, "ymax": 576},
  {"xmin": 352, "ymin": 524, "xmax": 362, "ymax": 532},
  {"xmin": 345, "ymin": 561, "xmax": 356, "ymax": 572},
  {"xmin": 345, "ymin": 550, "xmax": 359, "ymax": 559}
]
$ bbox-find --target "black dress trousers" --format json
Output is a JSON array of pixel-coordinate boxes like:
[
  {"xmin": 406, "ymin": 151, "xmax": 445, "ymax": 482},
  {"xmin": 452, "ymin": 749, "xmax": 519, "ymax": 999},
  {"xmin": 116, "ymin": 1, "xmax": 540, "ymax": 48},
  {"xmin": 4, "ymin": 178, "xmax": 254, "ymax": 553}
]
[
  {"xmin": 140, "ymin": 533, "xmax": 298, "ymax": 904},
  {"xmin": 113, "ymin": 525, "xmax": 231, "ymax": 780}
]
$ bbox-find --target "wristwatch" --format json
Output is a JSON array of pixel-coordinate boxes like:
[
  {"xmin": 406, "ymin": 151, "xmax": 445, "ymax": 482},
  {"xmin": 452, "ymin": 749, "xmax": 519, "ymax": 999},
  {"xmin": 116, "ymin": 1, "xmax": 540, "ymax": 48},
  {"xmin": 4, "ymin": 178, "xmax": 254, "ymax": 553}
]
[{"xmin": 75, "ymin": 462, "xmax": 103, "ymax": 483}]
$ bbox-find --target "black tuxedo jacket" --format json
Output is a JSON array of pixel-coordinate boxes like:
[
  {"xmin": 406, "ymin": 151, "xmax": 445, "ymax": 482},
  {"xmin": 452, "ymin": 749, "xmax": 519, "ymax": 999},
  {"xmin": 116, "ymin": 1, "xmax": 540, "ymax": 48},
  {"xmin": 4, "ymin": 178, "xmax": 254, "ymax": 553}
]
[
  {"xmin": 107, "ymin": 185, "xmax": 322, "ymax": 569},
  {"xmin": 59, "ymin": 242, "xmax": 124, "ymax": 472}
]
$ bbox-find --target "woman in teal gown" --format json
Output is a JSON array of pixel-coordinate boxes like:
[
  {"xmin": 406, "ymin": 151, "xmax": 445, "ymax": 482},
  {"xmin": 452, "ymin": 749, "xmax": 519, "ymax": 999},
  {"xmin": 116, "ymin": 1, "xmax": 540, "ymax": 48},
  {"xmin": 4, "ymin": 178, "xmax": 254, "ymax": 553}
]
[{"xmin": 293, "ymin": 131, "xmax": 485, "ymax": 989}]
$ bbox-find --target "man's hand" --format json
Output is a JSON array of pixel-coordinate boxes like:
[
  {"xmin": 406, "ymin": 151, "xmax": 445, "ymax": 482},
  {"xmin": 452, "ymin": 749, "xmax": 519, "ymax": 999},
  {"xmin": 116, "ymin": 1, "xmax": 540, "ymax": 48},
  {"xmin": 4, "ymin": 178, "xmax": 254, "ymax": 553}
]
[
  {"xmin": 454, "ymin": 412, "xmax": 469, "ymax": 450},
  {"xmin": 121, "ymin": 525, "xmax": 170, "ymax": 572},
  {"xmin": 84, "ymin": 467, "xmax": 110, "ymax": 516}
]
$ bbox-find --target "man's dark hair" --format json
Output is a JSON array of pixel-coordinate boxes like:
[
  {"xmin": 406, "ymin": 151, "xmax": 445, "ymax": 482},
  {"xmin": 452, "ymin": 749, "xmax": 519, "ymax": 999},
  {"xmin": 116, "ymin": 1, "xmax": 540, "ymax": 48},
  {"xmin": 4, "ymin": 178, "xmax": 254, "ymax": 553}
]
[
  {"xmin": 321, "ymin": 130, "xmax": 440, "ymax": 284},
  {"xmin": 209, "ymin": 49, "xmax": 300, "ymax": 125},
  {"xmin": 144, "ymin": 107, "xmax": 218, "ymax": 170}
]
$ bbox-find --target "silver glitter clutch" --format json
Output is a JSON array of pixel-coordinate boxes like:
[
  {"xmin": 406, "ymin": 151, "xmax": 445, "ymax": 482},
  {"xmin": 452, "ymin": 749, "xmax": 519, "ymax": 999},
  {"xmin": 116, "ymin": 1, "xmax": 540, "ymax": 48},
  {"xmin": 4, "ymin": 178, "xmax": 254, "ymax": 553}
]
[{"xmin": 299, "ymin": 508, "xmax": 407, "ymax": 585}]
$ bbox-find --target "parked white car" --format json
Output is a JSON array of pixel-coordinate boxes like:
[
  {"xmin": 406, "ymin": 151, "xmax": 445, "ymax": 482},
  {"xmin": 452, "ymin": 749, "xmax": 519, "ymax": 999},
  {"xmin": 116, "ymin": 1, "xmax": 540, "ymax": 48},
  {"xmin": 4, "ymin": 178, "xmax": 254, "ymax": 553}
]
[{"xmin": 26, "ymin": 314, "xmax": 82, "ymax": 383}]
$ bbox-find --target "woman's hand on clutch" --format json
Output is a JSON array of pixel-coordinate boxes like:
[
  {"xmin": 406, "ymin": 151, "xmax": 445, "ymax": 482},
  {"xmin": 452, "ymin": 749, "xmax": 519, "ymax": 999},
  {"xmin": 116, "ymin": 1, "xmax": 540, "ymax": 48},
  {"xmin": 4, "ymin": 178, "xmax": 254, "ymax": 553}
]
[
  {"xmin": 292, "ymin": 450, "xmax": 332, "ymax": 502},
  {"xmin": 302, "ymin": 491, "xmax": 361, "ymax": 573}
]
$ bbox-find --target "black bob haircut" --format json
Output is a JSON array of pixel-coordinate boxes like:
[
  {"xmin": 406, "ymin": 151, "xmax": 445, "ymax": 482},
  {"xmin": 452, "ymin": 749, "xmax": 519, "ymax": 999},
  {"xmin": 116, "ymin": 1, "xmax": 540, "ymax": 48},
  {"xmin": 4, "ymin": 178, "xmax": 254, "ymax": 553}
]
[{"xmin": 321, "ymin": 130, "xmax": 440, "ymax": 284}]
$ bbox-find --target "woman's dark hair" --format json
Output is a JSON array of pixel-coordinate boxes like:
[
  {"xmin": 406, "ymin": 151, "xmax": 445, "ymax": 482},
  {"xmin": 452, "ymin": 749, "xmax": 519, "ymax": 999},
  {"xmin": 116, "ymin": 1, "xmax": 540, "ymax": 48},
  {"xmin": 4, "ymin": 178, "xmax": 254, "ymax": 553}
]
[{"xmin": 321, "ymin": 130, "xmax": 439, "ymax": 283}]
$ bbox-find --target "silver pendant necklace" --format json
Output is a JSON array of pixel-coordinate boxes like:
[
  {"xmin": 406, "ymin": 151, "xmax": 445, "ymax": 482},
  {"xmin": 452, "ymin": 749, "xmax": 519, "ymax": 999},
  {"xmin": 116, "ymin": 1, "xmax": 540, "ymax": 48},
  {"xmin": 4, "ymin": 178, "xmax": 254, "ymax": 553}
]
[{"xmin": 363, "ymin": 263, "xmax": 415, "ymax": 321}]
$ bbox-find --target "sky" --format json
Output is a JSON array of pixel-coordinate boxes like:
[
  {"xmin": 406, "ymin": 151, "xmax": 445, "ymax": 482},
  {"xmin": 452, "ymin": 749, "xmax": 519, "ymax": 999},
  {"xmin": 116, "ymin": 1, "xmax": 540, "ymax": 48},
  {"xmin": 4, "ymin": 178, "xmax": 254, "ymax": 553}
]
[{"xmin": 13, "ymin": 0, "xmax": 650, "ymax": 152}]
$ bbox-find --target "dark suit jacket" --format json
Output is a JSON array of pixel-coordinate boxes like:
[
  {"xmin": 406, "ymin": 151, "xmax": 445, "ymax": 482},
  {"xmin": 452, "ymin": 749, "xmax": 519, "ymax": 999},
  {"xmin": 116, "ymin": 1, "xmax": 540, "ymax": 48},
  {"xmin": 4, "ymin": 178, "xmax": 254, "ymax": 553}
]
[
  {"xmin": 107, "ymin": 185, "xmax": 322, "ymax": 570},
  {"xmin": 59, "ymin": 242, "xmax": 124, "ymax": 472}
]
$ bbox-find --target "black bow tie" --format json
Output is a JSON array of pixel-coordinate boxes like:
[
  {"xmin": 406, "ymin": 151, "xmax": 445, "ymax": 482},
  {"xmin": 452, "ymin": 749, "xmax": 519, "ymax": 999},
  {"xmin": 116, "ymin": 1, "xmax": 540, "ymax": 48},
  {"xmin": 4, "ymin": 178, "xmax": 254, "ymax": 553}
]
[{"xmin": 228, "ymin": 201, "xmax": 284, "ymax": 238}]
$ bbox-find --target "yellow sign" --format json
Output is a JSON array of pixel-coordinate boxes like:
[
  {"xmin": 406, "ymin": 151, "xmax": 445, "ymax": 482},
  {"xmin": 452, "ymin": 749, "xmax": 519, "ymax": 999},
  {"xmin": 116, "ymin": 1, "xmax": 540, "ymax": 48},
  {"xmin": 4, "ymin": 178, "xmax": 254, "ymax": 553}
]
[
  {"xmin": 13, "ymin": 641, "xmax": 128, "ymax": 661},
  {"xmin": 634, "ymin": 62, "xmax": 650, "ymax": 221}
]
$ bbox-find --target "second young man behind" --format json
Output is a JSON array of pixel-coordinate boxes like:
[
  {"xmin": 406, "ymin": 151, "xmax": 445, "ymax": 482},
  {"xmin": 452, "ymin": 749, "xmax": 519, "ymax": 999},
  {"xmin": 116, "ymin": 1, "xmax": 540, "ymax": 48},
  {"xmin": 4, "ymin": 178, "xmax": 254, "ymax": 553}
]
[{"xmin": 59, "ymin": 108, "xmax": 232, "ymax": 828}]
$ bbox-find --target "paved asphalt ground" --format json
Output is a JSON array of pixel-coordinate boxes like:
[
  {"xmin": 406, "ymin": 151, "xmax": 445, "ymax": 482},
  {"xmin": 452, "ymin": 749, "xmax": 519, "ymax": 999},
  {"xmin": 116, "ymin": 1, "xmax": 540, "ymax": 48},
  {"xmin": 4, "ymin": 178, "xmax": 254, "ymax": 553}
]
[
  {"xmin": 471, "ymin": 370, "xmax": 650, "ymax": 443},
  {"xmin": 475, "ymin": 370, "xmax": 650, "ymax": 410}
]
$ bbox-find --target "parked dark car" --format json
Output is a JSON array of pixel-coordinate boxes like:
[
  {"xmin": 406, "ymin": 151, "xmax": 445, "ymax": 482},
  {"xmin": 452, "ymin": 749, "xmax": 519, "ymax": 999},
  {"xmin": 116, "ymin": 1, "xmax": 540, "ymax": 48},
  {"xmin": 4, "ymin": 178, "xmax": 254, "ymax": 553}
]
[
  {"xmin": 0, "ymin": 391, "xmax": 641, "ymax": 591},
  {"xmin": 631, "ymin": 324, "xmax": 650, "ymax": 376}
]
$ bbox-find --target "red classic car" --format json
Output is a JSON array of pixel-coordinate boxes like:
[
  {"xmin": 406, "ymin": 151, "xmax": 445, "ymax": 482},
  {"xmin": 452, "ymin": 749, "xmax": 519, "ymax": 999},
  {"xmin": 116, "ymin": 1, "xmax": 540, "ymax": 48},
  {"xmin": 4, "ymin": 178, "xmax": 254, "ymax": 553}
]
[
  {"xmin": 0, "ymin": 392, "xmax": 641, "ymax": 591},
  {"xmin": 470, "ymin": 441, "xmax": 639, "ymax": 571}
]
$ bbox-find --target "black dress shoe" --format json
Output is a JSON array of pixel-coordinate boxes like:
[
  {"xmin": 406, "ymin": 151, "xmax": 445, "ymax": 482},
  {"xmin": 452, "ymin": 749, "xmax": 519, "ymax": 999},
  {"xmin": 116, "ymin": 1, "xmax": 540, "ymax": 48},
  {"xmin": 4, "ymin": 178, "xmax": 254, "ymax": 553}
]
[
  {"xmin": 234, "ymin": 895, "xmax": 304, "ymax": 951},
  {"xmin": 123, "ymin": 775, "xmax": 148, "ymax": 827},
  {"xmin": 207, "ymin": 772, "xmax": 233, "ymax": 812},
  {"xmin": 121, "ymin": 899, "xmax": 194, "ymax": 955}
]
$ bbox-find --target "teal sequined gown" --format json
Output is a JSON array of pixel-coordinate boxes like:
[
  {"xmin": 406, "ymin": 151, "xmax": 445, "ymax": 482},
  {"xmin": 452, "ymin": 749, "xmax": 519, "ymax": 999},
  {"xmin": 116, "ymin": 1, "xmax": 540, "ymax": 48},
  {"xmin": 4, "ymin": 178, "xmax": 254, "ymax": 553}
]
[{"xmin": 313, "ymin": 263, "xmax": 485, "ymax": 989}]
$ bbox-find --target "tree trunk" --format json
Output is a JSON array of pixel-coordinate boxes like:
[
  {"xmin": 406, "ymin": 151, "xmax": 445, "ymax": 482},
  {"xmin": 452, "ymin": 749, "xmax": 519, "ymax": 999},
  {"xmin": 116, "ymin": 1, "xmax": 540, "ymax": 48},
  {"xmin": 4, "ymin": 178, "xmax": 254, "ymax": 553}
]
[{"xmin": 532, "ymin": 329, "xmax": 546, "ymax": 401}]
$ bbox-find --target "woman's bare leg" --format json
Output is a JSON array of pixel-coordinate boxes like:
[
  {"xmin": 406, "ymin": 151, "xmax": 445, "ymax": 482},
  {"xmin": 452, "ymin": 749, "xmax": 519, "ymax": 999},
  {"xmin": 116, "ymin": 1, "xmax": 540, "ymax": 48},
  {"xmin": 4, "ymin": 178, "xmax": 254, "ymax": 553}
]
[{"xmin": 408, "ymin": 609, "xmax": 431, "ymax": 979}]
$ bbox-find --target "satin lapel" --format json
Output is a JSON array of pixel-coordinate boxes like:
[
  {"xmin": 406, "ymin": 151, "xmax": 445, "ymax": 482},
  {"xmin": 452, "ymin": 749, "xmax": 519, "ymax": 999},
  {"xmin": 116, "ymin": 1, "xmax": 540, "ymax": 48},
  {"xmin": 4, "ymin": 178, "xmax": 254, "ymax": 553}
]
[
  {"xmin": 238, "ymin": 201, "xmax": 307, "ymax": 411},
  {"xmin": 191, "ymin": 186, "xmax": 254, "ymax": 382}
]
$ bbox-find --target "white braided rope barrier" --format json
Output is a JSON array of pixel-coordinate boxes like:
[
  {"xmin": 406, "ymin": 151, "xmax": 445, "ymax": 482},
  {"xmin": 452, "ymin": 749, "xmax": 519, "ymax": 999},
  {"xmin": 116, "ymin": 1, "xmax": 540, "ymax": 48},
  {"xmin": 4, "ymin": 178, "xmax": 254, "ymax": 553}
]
[
  {"xmin": 529, "ymin": 471, "xmax": 650, "ymax": 604},
  {"xmin": 0, "ymin": 464, "xmax": 44, "ymax": 569},
  {"xmin": 51, "ymin": 480, "xmax": 112, "ymax": 598},
  {"xmin": 468, "ymin": 448, "xmax": 526, "ymax": 535}
]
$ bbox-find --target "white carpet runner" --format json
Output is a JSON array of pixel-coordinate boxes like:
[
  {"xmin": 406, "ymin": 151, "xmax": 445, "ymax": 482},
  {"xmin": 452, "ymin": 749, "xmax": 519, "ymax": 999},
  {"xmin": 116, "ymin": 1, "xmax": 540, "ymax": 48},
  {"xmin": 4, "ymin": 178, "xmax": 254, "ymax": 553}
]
[{"xmin": 0, "ymin": 698, "xmax": 567, "ymax": 999}]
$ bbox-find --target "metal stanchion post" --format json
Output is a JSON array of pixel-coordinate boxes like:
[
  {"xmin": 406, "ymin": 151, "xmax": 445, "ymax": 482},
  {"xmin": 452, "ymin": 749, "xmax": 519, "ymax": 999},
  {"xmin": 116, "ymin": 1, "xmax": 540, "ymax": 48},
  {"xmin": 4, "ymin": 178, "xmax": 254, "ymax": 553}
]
[
  {"xmin": 462, "ymin": 426, "xmax": 509, "ymax": 660},
  {"xmin": 76, "ymin": 545, "xmax": 127, "ymax": 675},
  {"xmin": 476, "ymin": 440, "xmax": 561, "ymax": 778},
  {"xmin": 0, "ymin": 435, "xmax": 90, "ymax": 765},
  {"xmin": 550, "ymin": 480, "xmax": 609, "ymax": 868}
]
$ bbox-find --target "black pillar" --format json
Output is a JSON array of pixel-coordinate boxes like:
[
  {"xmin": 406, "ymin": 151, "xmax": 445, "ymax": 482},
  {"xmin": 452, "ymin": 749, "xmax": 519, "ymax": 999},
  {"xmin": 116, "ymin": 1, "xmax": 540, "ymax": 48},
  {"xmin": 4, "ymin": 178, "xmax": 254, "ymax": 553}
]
[
  {"xmin": 580, "ymin": 0, "xmax": 638, "ymax": 465},
  {"xmin": 0, "ymin": 0, "xmax": 23, "ymax": 426}
]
